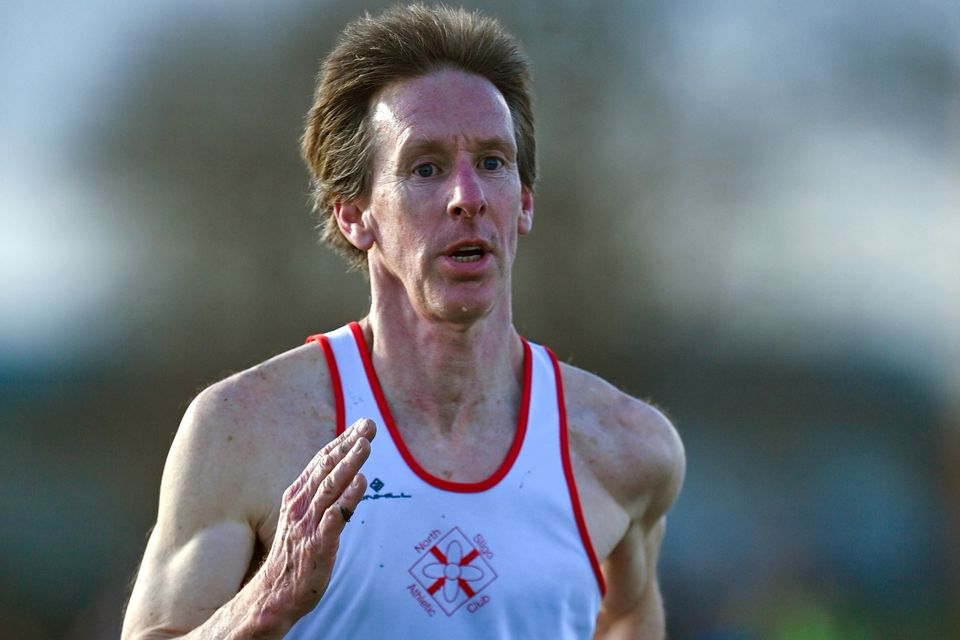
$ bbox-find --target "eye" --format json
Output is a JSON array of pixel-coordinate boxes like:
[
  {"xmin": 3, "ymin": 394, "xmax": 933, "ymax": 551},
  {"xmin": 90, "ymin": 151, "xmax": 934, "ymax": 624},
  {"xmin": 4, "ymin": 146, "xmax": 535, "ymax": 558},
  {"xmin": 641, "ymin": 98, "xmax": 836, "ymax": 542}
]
[
  {"xmin": 414, "ymin": 163, "xmax": 437, "ymax": 178},
  {"xmin": 481, "ymin": 157, "xmax": 503, "ymax": 171}
]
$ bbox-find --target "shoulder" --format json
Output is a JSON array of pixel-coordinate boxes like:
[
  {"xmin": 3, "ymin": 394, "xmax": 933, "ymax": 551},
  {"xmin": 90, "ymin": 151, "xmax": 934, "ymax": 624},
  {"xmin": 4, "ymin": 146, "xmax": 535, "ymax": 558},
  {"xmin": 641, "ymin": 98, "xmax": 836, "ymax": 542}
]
[
  {"xmin": 176, "ymin": 341, "xmax": 334, "ymax": 459},
  {"xmin": 557, "ymin": 361, "xmax": 685, "ymax": 526},
  {"xmin": 159, "ymin": 341, "xmax": 337, "ymax": 533},
  {"xmin": 185, "ymin": 341, "xmax": 334, "ymax": 441}
]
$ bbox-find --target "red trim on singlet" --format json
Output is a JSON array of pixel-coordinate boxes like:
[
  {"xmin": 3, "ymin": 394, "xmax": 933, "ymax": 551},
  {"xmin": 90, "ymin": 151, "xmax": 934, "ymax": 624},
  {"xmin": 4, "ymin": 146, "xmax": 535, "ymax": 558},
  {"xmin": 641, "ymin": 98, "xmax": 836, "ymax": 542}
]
[
  {"xmin": 548, "ymin": 347, "xmax": 607, "ymax": 597},
  {"xmin": 348, "ymin": 321, "xmax": 531, "ymax": 494},
  {"xmin": 306, "ymin": 334, "xmax": 345, "ymax": 436}
]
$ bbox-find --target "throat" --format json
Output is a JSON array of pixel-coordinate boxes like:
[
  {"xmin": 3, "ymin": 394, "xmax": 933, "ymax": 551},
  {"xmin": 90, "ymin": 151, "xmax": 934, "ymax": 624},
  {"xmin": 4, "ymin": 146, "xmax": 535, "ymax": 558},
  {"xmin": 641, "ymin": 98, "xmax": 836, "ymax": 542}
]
[
  {"xmin": 395, "ymin": 409, "xmax": 522, "ymax": 484},
  {"xmin": 356, "ymin": 314, "xmax": 529, "ymax": 481}
]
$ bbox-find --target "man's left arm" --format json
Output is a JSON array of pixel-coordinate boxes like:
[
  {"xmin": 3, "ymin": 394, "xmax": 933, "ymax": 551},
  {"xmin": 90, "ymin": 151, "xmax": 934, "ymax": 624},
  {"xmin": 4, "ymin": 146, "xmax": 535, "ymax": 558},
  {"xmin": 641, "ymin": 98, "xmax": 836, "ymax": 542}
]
[
  {"xmin": 593, "ymin": 405, "xmax": 685, "ymax": 640},
  {"xmin": 594, "ymin": 516, "xmax": 668, "ymax": 639}
]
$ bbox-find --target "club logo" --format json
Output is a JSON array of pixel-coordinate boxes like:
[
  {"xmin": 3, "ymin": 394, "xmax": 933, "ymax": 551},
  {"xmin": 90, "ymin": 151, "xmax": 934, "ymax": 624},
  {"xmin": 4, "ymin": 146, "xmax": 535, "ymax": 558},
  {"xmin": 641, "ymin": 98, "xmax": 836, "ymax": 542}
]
[{"xmin": 408, "ymin": 527, "xmax": 497, "ymax": 616}]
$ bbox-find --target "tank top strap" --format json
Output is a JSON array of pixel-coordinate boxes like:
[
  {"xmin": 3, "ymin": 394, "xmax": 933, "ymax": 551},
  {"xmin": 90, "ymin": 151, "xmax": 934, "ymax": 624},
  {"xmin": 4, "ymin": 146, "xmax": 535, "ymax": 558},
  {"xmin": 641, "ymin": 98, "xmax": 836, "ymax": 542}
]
[{"xmin": 319, "ymin": 322, "xmax": 378, "ymax": 436}]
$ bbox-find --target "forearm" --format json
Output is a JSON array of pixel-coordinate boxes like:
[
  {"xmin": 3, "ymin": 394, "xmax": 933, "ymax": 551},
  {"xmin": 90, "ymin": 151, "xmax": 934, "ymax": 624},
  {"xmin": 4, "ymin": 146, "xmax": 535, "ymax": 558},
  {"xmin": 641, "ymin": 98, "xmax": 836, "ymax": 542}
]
[
  {"xmin": 594, "ymin": 613, "xmax": 664, "ymax": 640},
  {"xmin": 126, "ymin": 419, "xmax": 374, "ymax": 640},
  {"xmin": 124, "ymin": 571, "xmax": 299, "ymax": 640},
  {"xmin": 594, "ymin": 609, "xmax": 664, "ymax": 640},
  {"xmin": 593, "ymin": 581, "xmax": 665, "ymax": 640}
]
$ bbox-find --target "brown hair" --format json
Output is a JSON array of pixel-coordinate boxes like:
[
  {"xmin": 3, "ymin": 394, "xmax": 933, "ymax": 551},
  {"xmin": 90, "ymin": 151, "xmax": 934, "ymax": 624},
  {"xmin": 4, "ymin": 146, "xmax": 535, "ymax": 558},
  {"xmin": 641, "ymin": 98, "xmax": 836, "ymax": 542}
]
[{"xmin": 301, "ymin": 4, "xmax": 536, "ymax": 270}]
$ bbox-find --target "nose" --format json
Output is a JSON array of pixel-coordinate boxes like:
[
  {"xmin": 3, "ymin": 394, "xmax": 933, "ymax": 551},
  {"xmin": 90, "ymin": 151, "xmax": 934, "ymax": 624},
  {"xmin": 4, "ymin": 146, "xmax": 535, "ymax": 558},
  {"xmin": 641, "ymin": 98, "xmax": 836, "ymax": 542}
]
[{"xmin": 447, "ymin": 161, "xmax": 486, "ymax": 219}]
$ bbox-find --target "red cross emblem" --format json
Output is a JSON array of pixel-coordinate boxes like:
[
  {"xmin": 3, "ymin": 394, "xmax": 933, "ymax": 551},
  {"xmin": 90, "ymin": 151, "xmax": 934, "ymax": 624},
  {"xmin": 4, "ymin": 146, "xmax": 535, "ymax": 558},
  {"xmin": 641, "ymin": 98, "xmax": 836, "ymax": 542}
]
[{"xmin": 409, "ymin": 527, "xmax": 497, "ymax": 616}]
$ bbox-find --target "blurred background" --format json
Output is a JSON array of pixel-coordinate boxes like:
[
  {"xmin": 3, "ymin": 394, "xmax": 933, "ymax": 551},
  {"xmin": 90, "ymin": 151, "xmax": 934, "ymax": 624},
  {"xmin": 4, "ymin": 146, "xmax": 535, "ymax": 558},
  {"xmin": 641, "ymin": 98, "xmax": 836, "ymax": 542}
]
[{"xmin": 2, "ymin": 0, "xmax": 958, "ymax": 637}]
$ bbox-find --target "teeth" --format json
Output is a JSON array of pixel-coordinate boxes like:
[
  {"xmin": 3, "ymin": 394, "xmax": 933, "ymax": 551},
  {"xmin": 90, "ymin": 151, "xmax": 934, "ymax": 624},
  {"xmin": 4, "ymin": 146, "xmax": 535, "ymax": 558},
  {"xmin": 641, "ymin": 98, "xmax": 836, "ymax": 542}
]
[{"xmin": 450, "ymin": 245, "xmax": 483, "ymax": 262}]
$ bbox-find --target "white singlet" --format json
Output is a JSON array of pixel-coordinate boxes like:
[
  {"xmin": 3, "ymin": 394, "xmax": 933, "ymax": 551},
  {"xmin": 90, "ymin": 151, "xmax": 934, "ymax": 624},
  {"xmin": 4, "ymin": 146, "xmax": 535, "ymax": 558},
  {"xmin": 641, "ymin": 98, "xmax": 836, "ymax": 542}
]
[{"xmin": 285, "ymin": 322, "xmax": 604, "ymax": 639}]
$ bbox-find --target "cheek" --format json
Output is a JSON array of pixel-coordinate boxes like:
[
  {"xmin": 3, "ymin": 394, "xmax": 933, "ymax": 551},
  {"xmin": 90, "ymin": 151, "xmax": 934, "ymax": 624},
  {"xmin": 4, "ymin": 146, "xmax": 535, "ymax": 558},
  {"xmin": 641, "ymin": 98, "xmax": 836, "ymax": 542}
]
[
  {"xmin": 491, "ymin": 173, "xmax": 523, "ymax": 202},
  {"xmin": 369, "ymin": 206, "xmax": 432, "ymax": 263},
  {"xmin": 491, "ymin": 182, "xmax": 528, "ymax": 230}
]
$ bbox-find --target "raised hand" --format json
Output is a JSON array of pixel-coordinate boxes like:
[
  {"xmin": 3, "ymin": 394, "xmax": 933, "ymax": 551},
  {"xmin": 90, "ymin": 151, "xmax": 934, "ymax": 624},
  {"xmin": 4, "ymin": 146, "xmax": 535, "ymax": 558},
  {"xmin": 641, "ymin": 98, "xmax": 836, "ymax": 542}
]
[{"xmin": 252, "ymin": 418, "xmax": 376, "ymax": 628}]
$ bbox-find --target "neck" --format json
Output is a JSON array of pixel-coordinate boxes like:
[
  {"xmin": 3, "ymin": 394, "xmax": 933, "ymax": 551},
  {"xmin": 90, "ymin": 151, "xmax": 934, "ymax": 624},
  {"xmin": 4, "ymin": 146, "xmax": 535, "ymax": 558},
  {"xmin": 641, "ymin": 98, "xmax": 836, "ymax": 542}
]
[{"xmin": 358, "ymin": 287, "xmax": 524, "ymax": 436}]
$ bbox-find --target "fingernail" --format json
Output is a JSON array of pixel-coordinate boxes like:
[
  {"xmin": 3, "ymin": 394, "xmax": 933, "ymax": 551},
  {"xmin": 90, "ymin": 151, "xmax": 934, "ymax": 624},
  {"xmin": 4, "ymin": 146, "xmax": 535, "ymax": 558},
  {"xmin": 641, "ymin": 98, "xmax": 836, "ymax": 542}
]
[
  {"xmin": 353, "ymin": 439, "xmax": 364, "ymax": 453},
  {"xmin": 352, "ymin": 476, "xmax": 362, "ymax": 487}
]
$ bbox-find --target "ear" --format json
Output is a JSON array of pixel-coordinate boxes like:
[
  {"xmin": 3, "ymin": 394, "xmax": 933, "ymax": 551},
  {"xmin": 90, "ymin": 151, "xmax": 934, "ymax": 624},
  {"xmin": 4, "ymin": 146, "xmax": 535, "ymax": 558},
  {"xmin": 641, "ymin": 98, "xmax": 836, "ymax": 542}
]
[
  {"xmin": 518, "ymin": 186, "xmax": 534, "ymax": 236},
  {"xmin": 333, "ymin": 199, "xmax": 374, "ymax": 251}
]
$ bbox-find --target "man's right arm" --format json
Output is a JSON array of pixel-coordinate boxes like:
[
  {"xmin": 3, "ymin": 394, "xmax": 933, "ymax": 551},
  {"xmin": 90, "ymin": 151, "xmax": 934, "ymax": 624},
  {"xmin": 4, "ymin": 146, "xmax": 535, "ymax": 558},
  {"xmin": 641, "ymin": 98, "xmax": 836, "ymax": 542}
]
[{"xmin": 122, "ymin": 387, "xmax": 374, "ymax": 639}]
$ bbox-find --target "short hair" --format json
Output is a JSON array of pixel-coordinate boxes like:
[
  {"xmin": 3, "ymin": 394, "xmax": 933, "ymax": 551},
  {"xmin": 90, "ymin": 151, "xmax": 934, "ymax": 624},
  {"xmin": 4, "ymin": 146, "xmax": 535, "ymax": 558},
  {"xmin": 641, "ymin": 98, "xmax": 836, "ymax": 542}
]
[{"xmin": 301, "ymin": 4, "xmax": 536, "ymax": 270}]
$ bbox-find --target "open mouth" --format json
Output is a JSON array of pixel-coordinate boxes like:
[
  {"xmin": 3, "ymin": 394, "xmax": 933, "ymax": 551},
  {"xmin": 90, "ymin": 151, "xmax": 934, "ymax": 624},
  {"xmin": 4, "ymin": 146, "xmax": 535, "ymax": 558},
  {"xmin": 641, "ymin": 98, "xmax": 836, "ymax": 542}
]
[{"xmin": 449, "ymin": 245, "xmax": 485, "ymax": 263}]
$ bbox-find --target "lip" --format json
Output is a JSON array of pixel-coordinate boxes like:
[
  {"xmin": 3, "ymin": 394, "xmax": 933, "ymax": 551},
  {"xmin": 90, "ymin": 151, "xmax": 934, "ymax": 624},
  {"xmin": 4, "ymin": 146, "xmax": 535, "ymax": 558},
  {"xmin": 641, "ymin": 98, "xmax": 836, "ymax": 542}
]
[
  {"xmin": 441, "ymin": 238, "xmax": 494, "ymax": 257},
  {"xmin": 439, "ymin": 253, "xmax": 493, "ymax": 274},
  {"xmin": 438, "ymin": 238, "xmax": 494, "ymax": 274}
]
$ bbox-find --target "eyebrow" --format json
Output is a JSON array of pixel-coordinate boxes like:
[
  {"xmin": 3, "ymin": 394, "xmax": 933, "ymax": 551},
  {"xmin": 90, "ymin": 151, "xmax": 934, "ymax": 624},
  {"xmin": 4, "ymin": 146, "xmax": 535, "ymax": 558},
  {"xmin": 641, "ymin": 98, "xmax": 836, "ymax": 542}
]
[{"xmin": 397, "ymin": 136, "xmax": 517, "ymax": 162}]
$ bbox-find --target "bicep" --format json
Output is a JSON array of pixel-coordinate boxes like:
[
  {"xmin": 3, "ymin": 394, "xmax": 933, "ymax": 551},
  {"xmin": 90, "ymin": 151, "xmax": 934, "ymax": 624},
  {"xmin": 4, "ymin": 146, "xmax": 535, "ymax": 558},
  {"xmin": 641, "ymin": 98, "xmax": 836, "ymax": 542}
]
[
  {"xmin": 123, "ymin": 391, "xmax": 261, "ymax": 638},
  {"xmin": 124, "ymin": 518, "xmax": 256, "ymax": 638}
]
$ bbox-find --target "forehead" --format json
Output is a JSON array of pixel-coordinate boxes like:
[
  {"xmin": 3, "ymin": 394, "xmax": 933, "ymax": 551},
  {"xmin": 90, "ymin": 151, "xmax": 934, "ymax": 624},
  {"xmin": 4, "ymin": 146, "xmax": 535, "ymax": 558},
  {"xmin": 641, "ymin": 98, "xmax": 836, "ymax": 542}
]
[{"xmin": 370, "ymin": 68, "xmax": 515, "ymax": 156}]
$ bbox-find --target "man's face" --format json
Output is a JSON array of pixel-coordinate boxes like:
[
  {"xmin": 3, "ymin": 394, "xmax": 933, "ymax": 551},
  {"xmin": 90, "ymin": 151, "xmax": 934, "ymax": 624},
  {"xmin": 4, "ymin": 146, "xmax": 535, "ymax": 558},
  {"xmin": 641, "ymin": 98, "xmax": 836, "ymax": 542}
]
[{"xmin": 344, "ymin": 68, "xmax": 534, "ymax": 323}]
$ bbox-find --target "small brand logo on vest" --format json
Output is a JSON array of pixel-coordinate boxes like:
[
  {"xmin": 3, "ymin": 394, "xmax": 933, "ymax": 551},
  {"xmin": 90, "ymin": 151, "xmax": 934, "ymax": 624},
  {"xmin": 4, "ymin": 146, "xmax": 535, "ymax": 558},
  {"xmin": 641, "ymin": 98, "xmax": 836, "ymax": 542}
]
[
  {"xmin": 408, "ymin": 526, "xmax": 498, "ymax": 616},
  {"xmin": 361, "ymin": 477, "xmax": 412, "ymax": 501}
]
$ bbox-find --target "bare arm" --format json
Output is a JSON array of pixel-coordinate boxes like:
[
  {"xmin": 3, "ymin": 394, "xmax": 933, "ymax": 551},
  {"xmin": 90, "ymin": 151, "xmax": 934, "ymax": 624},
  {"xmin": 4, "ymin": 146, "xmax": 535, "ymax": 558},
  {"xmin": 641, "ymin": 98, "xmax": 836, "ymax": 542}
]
[
  {"xmin": 566, "ymin": 373, "xmax": 684, "ymax": 640},
  {"xmin": 594, "ymin": 518, "xmax": 668, "ymax": 639},
  {"xmin": 122, "ymin": 390, "xmax": 375, "ymax": 640},
  {"xmin": 592, "ymin": 402, "xmax": 684, "ymax": 640}
]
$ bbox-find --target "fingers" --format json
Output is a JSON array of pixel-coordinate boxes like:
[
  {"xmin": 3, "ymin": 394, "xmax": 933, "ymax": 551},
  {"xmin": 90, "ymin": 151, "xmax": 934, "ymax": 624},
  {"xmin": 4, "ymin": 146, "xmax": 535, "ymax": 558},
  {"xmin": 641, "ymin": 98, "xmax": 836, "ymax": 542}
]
[
  {"xmin": 283, "ymin": 419, "xmax": 377, "ymax": 505},
  {"xmin": 320, "ymin": 418, "xmax": 377, "ymax": 458},
  {"xmin": 317, "ymin": 471, "xmax": 367, "ymax": 543},
  {"xmin": 302, "ymin": 437, "xmax": 370, "ymax": 533},
  {"xmin": 261, "ymin": 421, "xmax": 374, "ymax": 613}
]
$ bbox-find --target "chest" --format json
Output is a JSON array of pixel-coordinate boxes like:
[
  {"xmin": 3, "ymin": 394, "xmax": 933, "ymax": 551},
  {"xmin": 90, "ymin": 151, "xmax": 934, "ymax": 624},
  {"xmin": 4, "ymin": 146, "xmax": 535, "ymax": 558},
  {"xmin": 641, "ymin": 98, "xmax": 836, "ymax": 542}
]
[
  {"xmin": 252, "ymin": 419, "xmax": 628, "ymax": 581},
  {"xmin": 389, "ymin": 409, "xmax": 519, "ymax": 483},
  {"xmin": 283, "ymin": 424, "xmax": 604, "ymax": 639}
]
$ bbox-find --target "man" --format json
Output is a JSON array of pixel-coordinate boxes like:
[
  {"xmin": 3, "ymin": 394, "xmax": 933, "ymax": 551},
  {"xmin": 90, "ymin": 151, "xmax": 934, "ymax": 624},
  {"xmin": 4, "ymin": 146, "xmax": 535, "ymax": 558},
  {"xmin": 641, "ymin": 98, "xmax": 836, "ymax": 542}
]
[{"xmin": 123, "ymin": 5, "xmax": 684, "ymax": 639}]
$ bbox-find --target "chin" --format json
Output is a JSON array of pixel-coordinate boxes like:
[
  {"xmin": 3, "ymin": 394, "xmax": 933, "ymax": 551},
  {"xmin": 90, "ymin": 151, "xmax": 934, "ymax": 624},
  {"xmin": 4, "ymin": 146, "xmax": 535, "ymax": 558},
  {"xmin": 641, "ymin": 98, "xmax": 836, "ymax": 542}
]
[
  {"xmin": 425, "ymin": 295, "xmax": 495, "ymax": 325},
  {"xmin": 438, "ymin": 301, "xmax": 488, "ymax": 323},
  {"xmin": 421, "ymin": 278, "xmax": 506, "ymax": 324}
]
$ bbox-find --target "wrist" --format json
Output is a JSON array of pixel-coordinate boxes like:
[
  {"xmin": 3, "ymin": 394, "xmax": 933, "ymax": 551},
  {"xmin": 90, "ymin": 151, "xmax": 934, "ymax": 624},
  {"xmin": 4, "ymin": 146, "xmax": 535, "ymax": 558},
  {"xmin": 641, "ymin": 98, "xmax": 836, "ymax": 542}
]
[{"xmin": 235, "ymin": 573, "xmax": 301, "ymax": 639}]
